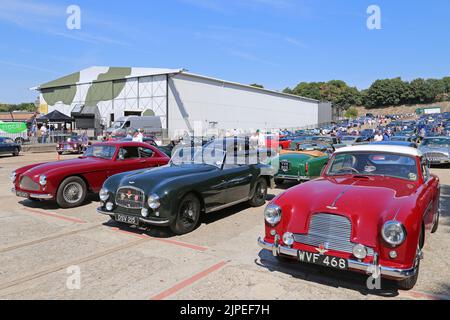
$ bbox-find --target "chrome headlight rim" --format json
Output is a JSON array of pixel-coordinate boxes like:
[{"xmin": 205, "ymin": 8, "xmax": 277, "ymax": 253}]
[
  {"xmin": 99, "ymin": 188, "xmax": 110, "ymax": 201},
  {"xmin": 282, "ymin": 232, "xmax": 294, "ymax": 246},
  {"xmin": 39, "ymin": 175, "xmax": 47, "ymax": 186},
  {"xmin": 10, "ymin": 171, "xmax": 17, "ymax": 182},
  {"xmin": 147, "ymin": 193, "xmax": 160, "ymax": 210},
  {"xmin": 382, "ymin": 221, "xmax": 406, "ymax": 247},
  {"xmin": 264, "ymin": 203, "xmax": 282, "ymax": 226}
]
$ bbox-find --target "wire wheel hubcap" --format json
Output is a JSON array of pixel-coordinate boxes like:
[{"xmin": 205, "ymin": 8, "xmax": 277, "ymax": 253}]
[
  {"xmin": 180, "ymin": 201, "xmax": 198, "ymax": 227},
  {"xmin": 63, "ymin": 182, "xmax": 83, "ymax": 204}
]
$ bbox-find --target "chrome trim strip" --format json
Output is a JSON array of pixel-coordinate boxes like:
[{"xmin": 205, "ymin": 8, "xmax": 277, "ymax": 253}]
[
  {"xmin": 12, "ymin": 188, "xmax": 53, "ymax": 200},
  {"xmin": 206, "ymin": 197, "xmax": 250, "ymax": 213},
  {"xmin": 257, "ymin": 237, "xmax": 416, "ymax": 280}
]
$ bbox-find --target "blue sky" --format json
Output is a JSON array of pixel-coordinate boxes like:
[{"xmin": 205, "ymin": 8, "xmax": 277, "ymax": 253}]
[{"xmin": 0, "ymin": 0, "xmax": 449, "ymax": 103}]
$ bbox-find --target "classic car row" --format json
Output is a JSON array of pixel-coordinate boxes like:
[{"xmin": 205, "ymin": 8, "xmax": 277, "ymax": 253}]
[{"xmin": 10, "ymin": 137, "xmax": 441, "ymax": 290}]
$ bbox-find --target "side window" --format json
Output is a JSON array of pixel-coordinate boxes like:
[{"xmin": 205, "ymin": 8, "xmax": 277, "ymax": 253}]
[
  {"xmin": 124, "ymin": 121, "xmax": 131, "ymax": 128},
  {"xmin": 139, "ymin": 147, "xmax": 154, "ymax": 158},
  {"xmin": 118, "ymin": 147, "xmax": 140, "ymax": 160}
]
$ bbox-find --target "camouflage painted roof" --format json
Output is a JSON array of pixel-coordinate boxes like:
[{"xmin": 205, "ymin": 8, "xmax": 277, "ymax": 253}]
[{"xmin": 38, "ymin": 66, "xmax": 183, "ymax": 90}]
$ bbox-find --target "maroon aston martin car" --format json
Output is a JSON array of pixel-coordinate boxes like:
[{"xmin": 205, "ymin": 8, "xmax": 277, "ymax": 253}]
[{"xmin": 11, "ymin": 141, "xmax": 170, "ymax": 208}]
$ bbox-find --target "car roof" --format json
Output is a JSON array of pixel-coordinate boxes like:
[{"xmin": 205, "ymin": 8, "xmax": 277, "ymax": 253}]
[
  {"xmin": 92, "ymin": 141, "xmax": 155, "ymax": 148},
  {"xmin": 335, "ymin": 144, "xmax": 422, "ymax": 157}
]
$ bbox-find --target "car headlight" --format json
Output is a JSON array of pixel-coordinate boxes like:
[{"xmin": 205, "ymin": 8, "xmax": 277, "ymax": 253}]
[
  {"xmin": 99, "ymin": 188, "xmax": 109, "ymax": 201},
  {"xmin": 10, "ymin": 171, "xmax": 17, "ymax": 182},
  {"xmin": 39, "ymin": 175, "xmax": 47, "ymax": 186},
  {"xmin": 382, "ymin": 221, "xmax": 406, "ymax": 247},
  {"xmin": 147, "ymin": 194, "xmax": 160, "ymax": 210},
  {"xmin": 264, "ymin": 204, "xmax": 282, "ymax": 226}
]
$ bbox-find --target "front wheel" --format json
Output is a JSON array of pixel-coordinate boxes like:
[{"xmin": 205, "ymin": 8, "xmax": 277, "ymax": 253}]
[
  {"xmin": 12, "ymin": 148, "xmax": 19, "ymax": 156},
  {"xmin": 248, "ymin": 178, "xmax": 268, "ymax": 207},
  {"xmin": 397, "ymin": 259, "xmax": 420, "ymax": 290},
  {"xmin": 56, "ymin": 176, "xmax": 87, "ymax": 208},
  {"xmin": 170, "ymin": 193, "xmax": 201, "ymax": 235}
]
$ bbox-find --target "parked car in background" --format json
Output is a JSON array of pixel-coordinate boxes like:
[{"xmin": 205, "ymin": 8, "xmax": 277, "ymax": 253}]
[
  {"xmin": 0, "ymin": 137, "xmax": 21, "ymax": 156},
  {"xmin": 98, "ymin": 138, "xmax": 274, "ymax": 235},
  {"xmin": 120, "ymin": 136, "xmax": 173, "ymax": 157},
  {"xmin": 11, "ymin": 142, "xmax": 169, "ymax": 208},
  {"xmin": 274, "ymin": 142, "xmax": 331, "ymax": 185},
  {"xmin": 418, "ymin": 137, "xmax": 450, "ymax": 165},
  {"xmin": 258, "ymin": 144, "xmax": 440, "ymax": 290},
  {"xmin": 371, "ymin": 141, "xmax": 418, "ymax": 148},
  {"xmin": 0, "ymin": 121, "xmax": 28, "ymax": 144},
  {"xmin": 57, "ymin": 136, "xmax": 88, "ymax": 155}
]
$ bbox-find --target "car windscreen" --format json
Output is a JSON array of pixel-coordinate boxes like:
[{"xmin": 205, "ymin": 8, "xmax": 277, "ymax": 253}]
[
  {"xmin": 170, "ymin": 147, "xmax": 226, "ymax": 168},
  {"xmin": 327, "ymin": 152, "xmax": 419, "ymax": 181},
  {"xmin": 421, "ymin": 138, "xmax": 450, "ymax": 147},
  {"xmin": 84, "ymin": 145, "xmax": 117, "ymax": 159}
]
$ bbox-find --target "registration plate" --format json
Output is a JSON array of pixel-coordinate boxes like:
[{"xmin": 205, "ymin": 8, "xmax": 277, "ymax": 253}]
[
  {"xmin": 280, "ymin": 161, "xmax": 290, "ymax": 172},
  {"xmin": 16, "ymin": 191, "xmax": 29, "ymax": 198},
  {"xmin": 115, "ymin": 214, "xmax": 139, "ymax": 226},
  {"xmin": 297, "ymin": 250, "xmax": 348, "ymax": 270}
]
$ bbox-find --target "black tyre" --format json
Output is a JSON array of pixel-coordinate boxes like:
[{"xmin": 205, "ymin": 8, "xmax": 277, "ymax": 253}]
[
  {"xmin": 170, "ymin": 193, "xmax": 201, "ymax": 235},
  {"xmin": 58, "ymin": 151, "xmax": 63, "ymax": 155},
  {"xmin": 397, "ymin": 259, "xmax": 420, "ymax": 291},
  {"xmin": 56, "ymin": 176, "xmax": 87, "ymax": 208},
  {"xmin": 12, "ymin": 148, "xmax": 19, "ymax": 156},
  {"xmin": 249, "ymin": 178, "xmax": 268, "ymax": 207},
  {"xmin": 274, "ymin": 178, "xmax": 284, "ymax": 186},
  {"xmin": 397, "ymin": 229, "xmax": 423, "ymax": 290}
]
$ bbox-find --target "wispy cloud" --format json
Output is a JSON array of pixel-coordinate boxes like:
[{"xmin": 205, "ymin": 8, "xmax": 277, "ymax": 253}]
[
  {"xmin": 0, "ymin": 59, "xmax": 59, "ymax": 74},
  {"xmin": 228, "ymin": 49, "xmax": 279, "ymax": 66},
  {"xmin": 0, "ymin": 0, "xmax": 131, "ymax": 47},
  {"xmin": 179, "ymin": 0, "xmax": 297, "ymax": 13}
]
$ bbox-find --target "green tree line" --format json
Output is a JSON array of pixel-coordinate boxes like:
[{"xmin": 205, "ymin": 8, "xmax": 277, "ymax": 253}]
[
  {"xmin": 0, "ymin": 103, "xmax": 36, "ymax": 113},
  {"xmin": 283, "ymin": 77, "xmax": 450, "ymax": 109}
]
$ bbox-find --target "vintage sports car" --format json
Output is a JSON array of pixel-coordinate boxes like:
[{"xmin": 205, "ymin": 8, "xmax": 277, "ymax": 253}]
[
  {"xmin": 418, "ymin": 136, "xmax": 450, "ymax": 165},
  {"xmin": 120, "ymin": 137, "xmax": 173, "ymax": 157},
  {"xmin": 0, "ymin": 137, "xmax": 21, "ymax": 157},
  {"xmin": 258, "ymin": 145, "xmax": 440, "ymax": 290},
  {"xmin": 97, "ymin": 138, "xmax": 274, "ymax": 235},
  {"xmin": 274, "ymin": 142, "xmax": 331, "ymax": 185},
  {"xmin": 11, "ymin": 142, "xmax": 169, "ymax": 208},
  {"xmin": 57, "ymin": 136, "xmax": 89, "ymax": 155}
]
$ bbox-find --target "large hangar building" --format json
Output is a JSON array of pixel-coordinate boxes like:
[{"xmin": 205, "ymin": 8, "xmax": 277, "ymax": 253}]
[{"xmin": 35, "ymin": 66, "xmax": 332, "ymax": 139}]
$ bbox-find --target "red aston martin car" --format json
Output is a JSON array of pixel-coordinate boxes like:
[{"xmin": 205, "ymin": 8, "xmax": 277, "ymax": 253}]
[
  {"xmin": 258, "ymin": 144, "xmax": 440, "ymax": 290},
  {"xmin": 11, "ymin": 141, "xmax": 170, "ymax": 208}
]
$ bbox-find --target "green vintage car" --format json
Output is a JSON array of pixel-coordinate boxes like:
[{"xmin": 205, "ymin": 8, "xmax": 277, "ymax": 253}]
[
  {"xmin": 97, "ymin": 138, "xmax": 275, "ymax": 235},
  {"xmin": 273, "ymin": 141, "xmax": 331, "ymax": 185}
]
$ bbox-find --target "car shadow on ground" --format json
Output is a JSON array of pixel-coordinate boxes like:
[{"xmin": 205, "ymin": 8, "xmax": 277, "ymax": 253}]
[
  {"xmin": 103, "ymin": 195, "xmax": 278, "ymax": 239},
  {"xmin": 255, "ymin": 250, "xmax": 402, "ymax": 298},
  {"xmin": 18, "ymin": 194, "xmax": 98, "ymax": 210}
]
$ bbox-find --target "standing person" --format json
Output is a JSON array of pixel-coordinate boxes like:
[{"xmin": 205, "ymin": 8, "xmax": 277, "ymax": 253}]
[
  {"xmin": 40, "ymin": 124, "xmax": 48, "ymax": 143},
  {"xmin": 383, "ymin": 130, "xmax": 390, "ymax": 141},
  {"xmin": 257, "ymin": 130, "xmax": 266, "ymax": 148},
  {"xmin": 373, "ymin": 131, "xmax": 383, "ymax": 142},
  {"xmin": 132, "ymin": 129, "xmax": 144, "ymax": 143},
  {"xmin": 249, "ymin": 131, "xmax": 259, "ymax": 148}
]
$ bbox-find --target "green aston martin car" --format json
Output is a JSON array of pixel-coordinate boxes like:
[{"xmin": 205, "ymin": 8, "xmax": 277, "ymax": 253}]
[
  {"xmin": 97, "ymin": 138, "xmax": 275, "ymax": 235},
  {"xmin": 273, "ymin": 142, "xmax": 331, "ymax": 185}
]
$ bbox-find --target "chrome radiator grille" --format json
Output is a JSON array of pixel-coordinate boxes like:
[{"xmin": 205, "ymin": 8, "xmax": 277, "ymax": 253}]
[
  {"xmin": 115, "ymin": 187, "xmax": 145, "ymax": 209},
  {"xmin": 19, "ymin": 176, "xmax": 40, "ymax": 191},
  {"xmin": 424, "ymin": 152, "xmax": 447, "ymax": 160},
  {"xmin": 294, "ymin": 213, "xmax": 374, "ymax": 256}
]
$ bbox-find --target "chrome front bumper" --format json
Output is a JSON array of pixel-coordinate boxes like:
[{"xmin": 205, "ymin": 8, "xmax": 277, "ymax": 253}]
[
  {"xmin": 97, "ymin": 207, "xmax": 170, "ymax": 226},
  {"xmin": 11, "ymin": 188, "xmax": 53, "ymax": 200},
  {"xmin": 258, "ymin": 237, "xmax": 417, "ymax": 280}
]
